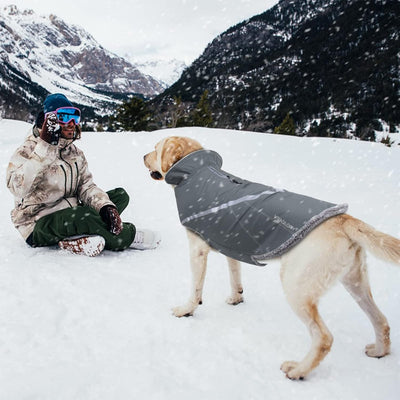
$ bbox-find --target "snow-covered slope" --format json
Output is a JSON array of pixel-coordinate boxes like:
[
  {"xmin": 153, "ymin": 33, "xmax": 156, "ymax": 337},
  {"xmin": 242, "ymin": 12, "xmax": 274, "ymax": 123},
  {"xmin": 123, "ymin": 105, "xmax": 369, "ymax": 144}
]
[
  {"xmin": 0, "ymin": 120, "xmax": 399, "ymax": 399},
  {"xmin": 0, "ymin": 5, "xmax": 163, "ymax": 114}
]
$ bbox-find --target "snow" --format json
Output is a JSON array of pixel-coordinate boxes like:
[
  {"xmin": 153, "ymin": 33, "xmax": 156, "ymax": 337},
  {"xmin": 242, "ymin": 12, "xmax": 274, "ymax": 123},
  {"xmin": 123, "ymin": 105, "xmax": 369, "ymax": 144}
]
[{"xmin": 0, "ymin": 119, "xmax": 399, "ymax": 399}]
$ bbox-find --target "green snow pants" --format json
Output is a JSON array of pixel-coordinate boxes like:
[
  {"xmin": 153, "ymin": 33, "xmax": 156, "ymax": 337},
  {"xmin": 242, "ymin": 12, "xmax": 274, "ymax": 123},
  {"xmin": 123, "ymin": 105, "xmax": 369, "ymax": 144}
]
[{"xmin": 28, "ymin": 188, "xmax": 136, "ymax": 251}]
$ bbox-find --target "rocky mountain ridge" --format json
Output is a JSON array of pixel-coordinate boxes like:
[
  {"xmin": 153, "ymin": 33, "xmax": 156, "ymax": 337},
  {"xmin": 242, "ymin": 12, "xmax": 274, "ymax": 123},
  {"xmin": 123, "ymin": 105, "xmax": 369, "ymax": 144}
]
[
  {"xmin": 158, "ymin": 0, "xmax": 399, "ymax": 137},
  {"xmin": 0, "ymin": 5, "xmax": 163, "ymax": 121}
]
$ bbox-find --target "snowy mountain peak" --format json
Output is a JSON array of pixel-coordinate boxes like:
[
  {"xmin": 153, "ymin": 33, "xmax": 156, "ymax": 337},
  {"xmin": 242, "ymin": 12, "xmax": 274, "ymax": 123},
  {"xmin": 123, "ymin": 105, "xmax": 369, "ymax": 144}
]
[
  {"xmin": 0, "ymin": 5, "xmax": 164, "ymax": 120},
  {"xmin": 133, "ymin": 58, "xmax": 187, "ymax": 88},
  {"xmin": 3, "ymin": 4, "xmax": 26, "ymax": 15}
]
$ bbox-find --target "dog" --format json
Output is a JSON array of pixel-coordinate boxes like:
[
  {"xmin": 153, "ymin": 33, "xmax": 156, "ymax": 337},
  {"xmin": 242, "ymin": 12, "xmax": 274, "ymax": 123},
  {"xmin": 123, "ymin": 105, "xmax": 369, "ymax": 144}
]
[{"xmin": 144, "ymin": 136, "xmax": 400, "ymax": 380}]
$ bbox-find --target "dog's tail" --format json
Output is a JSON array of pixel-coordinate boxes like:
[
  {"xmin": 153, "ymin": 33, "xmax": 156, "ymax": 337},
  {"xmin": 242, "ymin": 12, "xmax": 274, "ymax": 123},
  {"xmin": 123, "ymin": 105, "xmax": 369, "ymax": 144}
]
[{"xmin": 343, "ymin": 215, "xmax": 400, "ymax": 265}]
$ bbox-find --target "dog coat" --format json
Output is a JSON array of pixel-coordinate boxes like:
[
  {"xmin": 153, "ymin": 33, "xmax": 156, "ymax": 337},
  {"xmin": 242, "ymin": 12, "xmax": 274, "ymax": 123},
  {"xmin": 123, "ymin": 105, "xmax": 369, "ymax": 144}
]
[{"xmin": 165, "ymin": 150, "xmax": 348, "ymax": 266}]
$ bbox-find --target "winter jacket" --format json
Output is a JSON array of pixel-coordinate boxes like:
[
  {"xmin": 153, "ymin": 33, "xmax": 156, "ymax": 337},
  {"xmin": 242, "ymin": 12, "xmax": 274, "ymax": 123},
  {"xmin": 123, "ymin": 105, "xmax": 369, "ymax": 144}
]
[
  {"xmin": 165, "ymin": 150, "xmax": 348, "ymax": 266},
  {"xmin": 6, "ymin": 127, "xmax": 115, "ymax": 240}
]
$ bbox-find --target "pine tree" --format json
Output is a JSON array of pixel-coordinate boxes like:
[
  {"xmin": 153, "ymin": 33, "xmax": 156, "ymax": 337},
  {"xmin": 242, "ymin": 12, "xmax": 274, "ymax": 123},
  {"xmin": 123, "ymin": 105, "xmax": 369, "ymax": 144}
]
[
  {"xmin": 191, "ymin": 90, "xmax": 213, "ymax": 127},
  {"xmin": 274, "ymin": 112, "xmax": 295, "ymax": 136},
  {"xmin": 114, "ymin": 97, "xmax": 152, "ymax": 131}
]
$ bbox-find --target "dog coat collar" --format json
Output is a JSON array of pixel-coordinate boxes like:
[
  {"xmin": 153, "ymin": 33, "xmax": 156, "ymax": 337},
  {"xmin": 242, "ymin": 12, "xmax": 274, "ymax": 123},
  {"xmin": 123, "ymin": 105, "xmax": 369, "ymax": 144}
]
[
  {"xmin": 165, "ymin": 150, "xmax": 223, "ymax": 185},
  {"xmin": 166, "ymin": 150, "xmax": 348, "ymax": 266}
]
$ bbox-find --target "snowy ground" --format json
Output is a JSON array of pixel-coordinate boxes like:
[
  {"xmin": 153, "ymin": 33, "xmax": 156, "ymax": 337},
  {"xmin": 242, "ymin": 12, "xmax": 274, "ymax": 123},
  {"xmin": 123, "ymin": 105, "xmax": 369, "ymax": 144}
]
[{"xmin": 0, "ymin": 119, "xmax": 399, "ymax": 399}]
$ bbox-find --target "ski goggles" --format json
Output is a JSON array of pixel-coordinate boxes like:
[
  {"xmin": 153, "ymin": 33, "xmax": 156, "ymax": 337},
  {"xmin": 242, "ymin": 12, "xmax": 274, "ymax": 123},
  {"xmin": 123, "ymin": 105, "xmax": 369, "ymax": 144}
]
[{"xmin": 46, "ymin": 107, "xmax": 81, "ymax": 125}]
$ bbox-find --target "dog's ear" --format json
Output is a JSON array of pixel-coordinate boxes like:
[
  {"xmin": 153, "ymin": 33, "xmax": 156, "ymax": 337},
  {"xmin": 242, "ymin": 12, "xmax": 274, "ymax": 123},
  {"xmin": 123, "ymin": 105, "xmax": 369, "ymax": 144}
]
[
  {"xmin": 161, "ymin": 136, "xmax": 202, "ymax": 173},
  {"xmin": 161, "ymin": 137, "xmax": 183, "ymax": 173}
]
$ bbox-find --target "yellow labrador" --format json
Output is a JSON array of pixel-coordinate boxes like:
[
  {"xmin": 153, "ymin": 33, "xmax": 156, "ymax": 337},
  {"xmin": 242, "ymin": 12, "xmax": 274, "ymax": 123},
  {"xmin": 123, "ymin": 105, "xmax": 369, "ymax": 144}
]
[{"xmin": 144, "ymin": 136, "xmax": 400, "ymax": 380}]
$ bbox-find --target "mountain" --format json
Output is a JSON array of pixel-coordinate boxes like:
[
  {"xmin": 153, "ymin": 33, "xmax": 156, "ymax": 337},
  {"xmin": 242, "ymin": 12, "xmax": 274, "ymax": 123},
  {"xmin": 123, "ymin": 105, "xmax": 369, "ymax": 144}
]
[
  {"xmin": 133, "ymin": 58, "xmax": 187, "ymax": 88},
  {"xmin": 155, "ymin": 0, "xmax": 400, "ymax": 138},
  {"xmin": 0, "ymin": 5, "xmax": 164, "ymax": 122}
]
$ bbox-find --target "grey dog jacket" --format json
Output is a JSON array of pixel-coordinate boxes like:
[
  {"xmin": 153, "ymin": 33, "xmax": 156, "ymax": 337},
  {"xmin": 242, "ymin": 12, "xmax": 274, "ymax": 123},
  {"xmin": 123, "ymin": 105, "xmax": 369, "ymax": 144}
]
[{"xmin": 165, "ymin": 150, "xmax": 348, "ymax": 266}]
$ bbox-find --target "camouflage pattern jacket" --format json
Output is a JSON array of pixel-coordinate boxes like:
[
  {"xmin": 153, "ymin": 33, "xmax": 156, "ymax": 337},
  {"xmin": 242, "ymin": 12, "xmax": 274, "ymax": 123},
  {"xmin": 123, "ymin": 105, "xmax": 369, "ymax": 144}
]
[{"xmin": 6, "ymin": 127, "xmax": 115, "ymax": 240}]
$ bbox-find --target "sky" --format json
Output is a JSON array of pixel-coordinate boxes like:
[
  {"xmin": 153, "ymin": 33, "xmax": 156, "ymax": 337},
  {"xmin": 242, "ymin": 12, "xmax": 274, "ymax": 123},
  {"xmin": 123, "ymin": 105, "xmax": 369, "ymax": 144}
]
[{"xmin": 0, "ymin": 0, "xmax": 279, "ymax": 64}]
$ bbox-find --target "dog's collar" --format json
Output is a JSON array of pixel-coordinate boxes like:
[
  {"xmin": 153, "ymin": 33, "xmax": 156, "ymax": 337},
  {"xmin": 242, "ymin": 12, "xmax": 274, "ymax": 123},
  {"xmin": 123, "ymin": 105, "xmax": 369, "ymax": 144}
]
[{"xmin": 165, "ymin": 149, "xmax": 223, "ymax": 186}]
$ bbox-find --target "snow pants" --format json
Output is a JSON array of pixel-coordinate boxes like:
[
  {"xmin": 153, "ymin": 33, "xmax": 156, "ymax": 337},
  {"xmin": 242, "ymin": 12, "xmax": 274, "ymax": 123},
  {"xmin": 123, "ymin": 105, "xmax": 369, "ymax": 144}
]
[{"xmin": 27, "ymin": 188, "xmax": 136, "ymax": 251}]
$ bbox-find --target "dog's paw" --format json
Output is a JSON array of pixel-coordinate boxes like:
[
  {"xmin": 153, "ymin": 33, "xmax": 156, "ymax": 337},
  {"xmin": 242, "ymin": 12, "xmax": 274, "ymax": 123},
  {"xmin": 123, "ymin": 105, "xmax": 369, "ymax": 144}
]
[
  {"xmin": 365, "ymin": 343, "xmax": 390, "ymax": 358},
  {"xmin": 280, "ymin": 361, "xmax": 305, "ymax": 380},
  {"xmin": 172, "ymin": 305, "xmax": 195, "ymax": 318},
  {"xmin": 226, "ymin": 294, "xmax": 244, "ymax": 306}
]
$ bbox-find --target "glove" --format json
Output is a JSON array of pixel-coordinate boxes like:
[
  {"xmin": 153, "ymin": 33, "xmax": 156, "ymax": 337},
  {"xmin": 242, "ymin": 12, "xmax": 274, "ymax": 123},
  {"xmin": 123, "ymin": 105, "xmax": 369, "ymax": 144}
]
[
  {"xmin": 40, "ymin": 112, "xmax": 61, "ymax": 145},
  {"xmin": 99, "ymin": 205, "xmax": 123, "ymax": 235}
]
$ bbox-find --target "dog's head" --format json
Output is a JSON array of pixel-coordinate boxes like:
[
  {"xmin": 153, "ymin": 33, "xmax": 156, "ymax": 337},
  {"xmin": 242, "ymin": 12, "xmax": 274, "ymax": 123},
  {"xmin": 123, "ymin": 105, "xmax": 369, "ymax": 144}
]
[{"xmin": 144, "ymin": 136, "xmax": 203, "ymax": 180}]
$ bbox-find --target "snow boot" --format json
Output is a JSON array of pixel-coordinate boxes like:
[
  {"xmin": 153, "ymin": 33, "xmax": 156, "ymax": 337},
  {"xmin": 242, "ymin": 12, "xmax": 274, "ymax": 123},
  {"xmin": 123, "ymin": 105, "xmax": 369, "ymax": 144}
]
[
  {"xmin": 58, "ymin": 235, "xmax": 105, "ymax": 257},
  {"xmin": 130, "ymin": 229, "xmax": 161, "ymax": 250}
]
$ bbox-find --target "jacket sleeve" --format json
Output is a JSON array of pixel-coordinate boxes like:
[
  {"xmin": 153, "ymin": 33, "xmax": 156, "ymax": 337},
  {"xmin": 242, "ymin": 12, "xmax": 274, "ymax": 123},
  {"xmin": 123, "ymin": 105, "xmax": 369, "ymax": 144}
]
[
  {"xmin": 6, "ymin": 135, "xmax": 58, "ymax": 199},
  {"xmin": 76, "ymin": 151, "xmax": 115, "ymax": 212}
]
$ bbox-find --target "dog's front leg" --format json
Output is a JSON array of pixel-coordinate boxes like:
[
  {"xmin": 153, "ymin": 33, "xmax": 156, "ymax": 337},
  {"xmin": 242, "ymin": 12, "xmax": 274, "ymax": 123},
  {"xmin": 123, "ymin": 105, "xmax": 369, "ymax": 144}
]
[
  {"xmin": 172, "ymin": 231, "xmax": 210, "ymax": 317},
  {"xmin": 226, "ymin": 257, "xmax": 244, "ymax": 305}
]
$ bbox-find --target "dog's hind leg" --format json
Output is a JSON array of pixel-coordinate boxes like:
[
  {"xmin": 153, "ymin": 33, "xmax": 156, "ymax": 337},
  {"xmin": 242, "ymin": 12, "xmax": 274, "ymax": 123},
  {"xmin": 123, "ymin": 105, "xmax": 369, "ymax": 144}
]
[
  {"xmin": 226, "ymin": 257, "xmax": 244, "ymax": 305},
  {"xmin": 340, "ymin": 247, "xmax": 390, "ymax": 358},
  {"xmin": 172, "ymin": 230, "xmax": 210, "ymax": 317},
  {"xmin": 280, "ymin": 295, "xmax": 333, "ymax": 380},
  {"xmin": 279, "ymin": 236, "xmax": 337, "ymax": 379}
]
